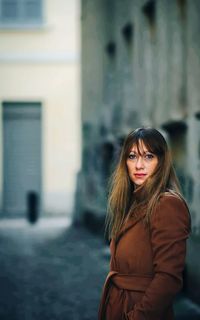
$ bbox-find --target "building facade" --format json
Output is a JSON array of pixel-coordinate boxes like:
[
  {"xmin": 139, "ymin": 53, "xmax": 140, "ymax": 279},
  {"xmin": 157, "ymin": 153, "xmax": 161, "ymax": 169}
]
[
  {"xmin": 0, "ymin": 0, "xmax": 81, "ymax": 217},
  {"xmin": 77, "ymin": 0, "xmax": 200, "ymax": 303}
]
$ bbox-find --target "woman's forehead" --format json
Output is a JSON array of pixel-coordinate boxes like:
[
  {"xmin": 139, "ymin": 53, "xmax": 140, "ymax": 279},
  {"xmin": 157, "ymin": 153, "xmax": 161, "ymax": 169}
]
[{"xmin": 129, "ymin": 140, "xmax": 149, "ymax": 153}]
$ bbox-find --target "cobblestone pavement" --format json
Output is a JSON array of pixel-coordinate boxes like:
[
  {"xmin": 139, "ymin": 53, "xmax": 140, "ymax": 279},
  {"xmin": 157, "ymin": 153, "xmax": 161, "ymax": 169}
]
[
  {"xmin": 0, "ymin": 218, "xmax": 108, "ymax": 320},
  {"xmin": 0, "ymin": 218, "xmax": 200, "ymax": 320}
]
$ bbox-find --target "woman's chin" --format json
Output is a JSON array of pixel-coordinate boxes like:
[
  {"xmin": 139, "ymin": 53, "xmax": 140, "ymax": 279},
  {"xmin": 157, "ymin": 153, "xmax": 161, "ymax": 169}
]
[{"xmin": 133, "ymin": 180, "xmax": 146, "ymax": 187}]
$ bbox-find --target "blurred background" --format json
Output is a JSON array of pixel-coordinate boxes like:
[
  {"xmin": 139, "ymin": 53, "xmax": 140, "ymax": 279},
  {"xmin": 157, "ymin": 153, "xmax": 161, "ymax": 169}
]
[{"xmin": 0, "ymin": 0, "xmax": 200, "ymax": 319}]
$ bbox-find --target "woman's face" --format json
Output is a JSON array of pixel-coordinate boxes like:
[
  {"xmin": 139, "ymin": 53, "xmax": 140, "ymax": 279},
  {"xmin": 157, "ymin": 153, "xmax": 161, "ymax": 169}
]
[{"xmin": 126, "ymin": 140, "xmax": 158, "ymax": 187}]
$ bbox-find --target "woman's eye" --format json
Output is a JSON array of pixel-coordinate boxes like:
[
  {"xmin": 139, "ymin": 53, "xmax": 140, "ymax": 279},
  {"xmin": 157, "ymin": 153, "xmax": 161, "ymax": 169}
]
[
  {"xmin": 128, "ymin": 153, "xmax": 136, "ymax": 160},
  {"xmin": 145, "ymin": 153, "xmax": 154, "ymax": 160}
]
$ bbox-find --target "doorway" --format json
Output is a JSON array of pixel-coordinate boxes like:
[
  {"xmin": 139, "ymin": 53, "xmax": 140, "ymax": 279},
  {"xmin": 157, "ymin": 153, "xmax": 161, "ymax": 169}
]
[{"xmin": 2, "ymin": 102, "xmax": 42, "ymax": 217}]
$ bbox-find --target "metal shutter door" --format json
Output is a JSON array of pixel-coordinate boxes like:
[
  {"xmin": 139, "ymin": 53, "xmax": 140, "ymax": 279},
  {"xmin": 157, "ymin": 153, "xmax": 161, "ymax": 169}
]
[{"xmin": 3, "ymin": 102, "xmax": 42, "ymax": 216}]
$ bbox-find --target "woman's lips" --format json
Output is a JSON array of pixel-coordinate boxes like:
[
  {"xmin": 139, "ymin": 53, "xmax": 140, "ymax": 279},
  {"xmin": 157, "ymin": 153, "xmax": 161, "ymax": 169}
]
[{"xmin": 134, "ymin": 174, "xmax": 147, "ymax": 178}]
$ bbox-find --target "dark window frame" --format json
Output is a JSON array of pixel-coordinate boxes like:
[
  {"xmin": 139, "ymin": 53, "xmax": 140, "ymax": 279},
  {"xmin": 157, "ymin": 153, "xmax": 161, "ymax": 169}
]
[{"xmin": 0, "ymin": 0, "xmax": 44, "ymax": 27}]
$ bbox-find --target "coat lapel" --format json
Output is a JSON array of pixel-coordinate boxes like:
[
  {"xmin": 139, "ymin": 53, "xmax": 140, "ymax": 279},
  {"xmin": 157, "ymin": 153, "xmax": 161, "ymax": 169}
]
[
  {"xmin": 115, "ymin": 212, "xmax": 146, "ymax": 245},
  {"xmin": 109, "ymin": 211, "xmax": 146, "ymax": 271}
]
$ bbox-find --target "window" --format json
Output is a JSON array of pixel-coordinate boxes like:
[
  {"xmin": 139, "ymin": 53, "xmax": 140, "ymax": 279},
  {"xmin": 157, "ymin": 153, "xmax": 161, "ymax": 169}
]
[{"xmin": 0, "ymin": 0, "xmax": 43, "ymax": 26}]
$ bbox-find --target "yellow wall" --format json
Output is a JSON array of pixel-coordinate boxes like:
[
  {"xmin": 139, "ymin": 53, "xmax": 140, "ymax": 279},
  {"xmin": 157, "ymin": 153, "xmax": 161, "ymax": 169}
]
[
  {"xmin": 0, "ymin": 0, "xmax": 81, "ymax": 215},
  {"xmin": 0, "ymin": 0, "xmax": 79, "ymax": 55}
]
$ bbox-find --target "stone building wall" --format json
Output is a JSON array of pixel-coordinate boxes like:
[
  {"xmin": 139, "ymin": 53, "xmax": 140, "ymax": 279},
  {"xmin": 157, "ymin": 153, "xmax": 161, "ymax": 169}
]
[{"xmin": 75, "ymin": 0, "xmax": 200, "ymax": 303}]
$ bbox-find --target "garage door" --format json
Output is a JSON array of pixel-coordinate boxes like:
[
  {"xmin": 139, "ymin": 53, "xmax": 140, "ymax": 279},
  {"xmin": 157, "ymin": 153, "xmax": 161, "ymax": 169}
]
[{"xmin": 3, "ymin": 102, "xmax": 42, "ymax": 216}]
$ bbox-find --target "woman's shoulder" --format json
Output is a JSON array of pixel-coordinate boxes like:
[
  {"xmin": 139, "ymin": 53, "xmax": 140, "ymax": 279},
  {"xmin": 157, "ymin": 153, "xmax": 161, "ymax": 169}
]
[
  {"xmin": 159, "ymin": 190, "xmax": 188, "ymax": 206},
  {"xmin": 151, "ymin": 190, "xmax": 191, "ymax": 229}
]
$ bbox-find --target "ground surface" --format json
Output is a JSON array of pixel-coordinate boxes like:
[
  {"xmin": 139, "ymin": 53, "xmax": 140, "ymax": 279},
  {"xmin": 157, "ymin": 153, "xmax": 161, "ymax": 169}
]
[{"xmin": 0, "ymin": 218, "xmax": 200, "ymax": 320}]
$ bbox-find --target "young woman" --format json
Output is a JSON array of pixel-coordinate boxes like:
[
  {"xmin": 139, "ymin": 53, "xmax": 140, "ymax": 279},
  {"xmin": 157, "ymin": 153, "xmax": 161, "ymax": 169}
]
[{"xmin": 98, "ymin": 127, "xmax": 190, "ymax": 320}]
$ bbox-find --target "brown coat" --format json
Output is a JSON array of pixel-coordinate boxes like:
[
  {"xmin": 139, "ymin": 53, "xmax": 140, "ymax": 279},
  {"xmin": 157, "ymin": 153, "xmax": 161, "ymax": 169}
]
[{"xmin": 98, "ymin": 194, "xmax": 190, "ymax": 320}]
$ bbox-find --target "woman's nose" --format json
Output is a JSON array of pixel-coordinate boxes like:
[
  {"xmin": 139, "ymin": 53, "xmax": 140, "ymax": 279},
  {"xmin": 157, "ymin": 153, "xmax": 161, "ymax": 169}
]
[{"xmin": 135, "ymin": 156, "xmax": 144, "ymax": 169}]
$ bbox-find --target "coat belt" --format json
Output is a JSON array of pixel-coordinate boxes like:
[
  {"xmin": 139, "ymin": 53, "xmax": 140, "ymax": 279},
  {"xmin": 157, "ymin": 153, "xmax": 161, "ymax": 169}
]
[
  {"xmin": 112, "ymin": 272, "xmax": 153, "ymax": 291},
  {"xmin": 98, "ymin": 271, "xmax": 153, "ymax": 320}
]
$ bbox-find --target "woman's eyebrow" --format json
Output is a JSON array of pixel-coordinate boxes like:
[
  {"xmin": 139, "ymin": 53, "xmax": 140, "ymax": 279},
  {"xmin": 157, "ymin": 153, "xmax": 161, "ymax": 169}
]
[{"xmin": 129, "ymin": 150, "xmax": 153, "ymax": 154}]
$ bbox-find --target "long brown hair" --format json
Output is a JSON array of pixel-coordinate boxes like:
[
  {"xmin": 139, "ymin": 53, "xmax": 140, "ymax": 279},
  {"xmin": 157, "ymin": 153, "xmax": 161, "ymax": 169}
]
[{"xmin": 106, "ymin": 127, "xmax": 182, "ymax": 239}]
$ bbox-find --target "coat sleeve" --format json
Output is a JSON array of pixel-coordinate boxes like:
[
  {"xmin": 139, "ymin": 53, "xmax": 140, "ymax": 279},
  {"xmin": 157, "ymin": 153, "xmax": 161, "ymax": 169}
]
[{"xmin": 125, "ymin": 195, "xmax": 190, "ymax": 320}]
